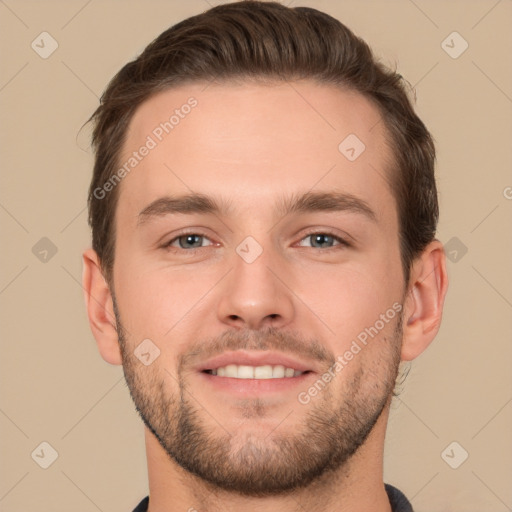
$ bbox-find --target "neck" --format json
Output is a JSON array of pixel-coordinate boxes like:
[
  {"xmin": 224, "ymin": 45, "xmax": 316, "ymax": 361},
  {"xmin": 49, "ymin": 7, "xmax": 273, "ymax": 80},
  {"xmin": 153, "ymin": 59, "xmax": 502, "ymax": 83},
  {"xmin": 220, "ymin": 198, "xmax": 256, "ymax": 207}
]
[{"xmin": 145, "ymin": 404, "xmax": 393, "ymax": 512}]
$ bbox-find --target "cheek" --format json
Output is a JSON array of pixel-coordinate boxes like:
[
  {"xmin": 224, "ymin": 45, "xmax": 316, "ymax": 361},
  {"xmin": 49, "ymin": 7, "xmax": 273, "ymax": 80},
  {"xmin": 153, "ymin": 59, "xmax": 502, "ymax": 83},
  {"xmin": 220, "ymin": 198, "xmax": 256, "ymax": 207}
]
[
  {"xmin": 113, "ymin": 257, "xmax": 221, "ymax": 342},
  {"xmin": 294, "ymin": 258, "xmax": 401, "ymax": 346}
]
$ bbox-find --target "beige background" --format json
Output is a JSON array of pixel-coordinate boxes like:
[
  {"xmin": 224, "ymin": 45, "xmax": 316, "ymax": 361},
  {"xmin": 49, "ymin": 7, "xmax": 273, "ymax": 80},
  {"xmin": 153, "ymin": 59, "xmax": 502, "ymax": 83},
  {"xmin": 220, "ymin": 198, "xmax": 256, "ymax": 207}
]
[{"xmin": 1, "ymin": 0, "xmax": 511, "ymax": 511}]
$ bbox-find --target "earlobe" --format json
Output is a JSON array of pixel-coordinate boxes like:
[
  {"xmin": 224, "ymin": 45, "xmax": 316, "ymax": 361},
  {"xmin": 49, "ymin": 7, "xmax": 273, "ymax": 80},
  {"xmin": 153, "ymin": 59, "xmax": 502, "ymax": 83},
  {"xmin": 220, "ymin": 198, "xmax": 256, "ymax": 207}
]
[
  {"xmin": 82, "ymin": 248, "xmax": 123, "ymax": 365},
  {"xmin": 401, "ymin": 240, "xmax": 449, "ymax": 361}
]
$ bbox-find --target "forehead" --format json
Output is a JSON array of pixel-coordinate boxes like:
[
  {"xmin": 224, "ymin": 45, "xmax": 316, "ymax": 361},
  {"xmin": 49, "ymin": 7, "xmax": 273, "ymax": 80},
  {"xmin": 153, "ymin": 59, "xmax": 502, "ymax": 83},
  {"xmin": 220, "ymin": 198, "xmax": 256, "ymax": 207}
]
[{"xmin": 116, "ymin": 80, "xmax": 395, "ymax": 222}]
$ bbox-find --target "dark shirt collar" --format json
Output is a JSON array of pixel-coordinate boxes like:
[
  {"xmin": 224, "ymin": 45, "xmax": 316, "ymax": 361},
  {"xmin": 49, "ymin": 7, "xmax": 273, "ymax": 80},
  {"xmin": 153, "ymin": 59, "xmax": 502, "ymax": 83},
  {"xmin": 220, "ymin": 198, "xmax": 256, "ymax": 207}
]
[{"xmin": 132, "ymin": 484, "xmax": 414, "ymax": 512}]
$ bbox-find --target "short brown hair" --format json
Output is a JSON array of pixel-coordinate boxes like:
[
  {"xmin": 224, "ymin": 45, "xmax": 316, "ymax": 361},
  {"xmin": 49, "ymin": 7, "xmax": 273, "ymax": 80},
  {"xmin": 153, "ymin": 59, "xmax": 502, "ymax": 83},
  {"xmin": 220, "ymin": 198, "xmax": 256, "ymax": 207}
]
[{"xmin": 87, "ymin": 0, "xmax": 438, "ymax": 286}]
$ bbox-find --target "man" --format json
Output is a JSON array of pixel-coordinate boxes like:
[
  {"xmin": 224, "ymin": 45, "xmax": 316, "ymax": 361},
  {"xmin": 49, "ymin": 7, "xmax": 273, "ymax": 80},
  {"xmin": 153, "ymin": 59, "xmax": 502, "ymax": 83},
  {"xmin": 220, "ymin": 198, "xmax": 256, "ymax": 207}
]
[{"xmin": 82, "ymin": 1, "xmax": 448, "ymax": 511}]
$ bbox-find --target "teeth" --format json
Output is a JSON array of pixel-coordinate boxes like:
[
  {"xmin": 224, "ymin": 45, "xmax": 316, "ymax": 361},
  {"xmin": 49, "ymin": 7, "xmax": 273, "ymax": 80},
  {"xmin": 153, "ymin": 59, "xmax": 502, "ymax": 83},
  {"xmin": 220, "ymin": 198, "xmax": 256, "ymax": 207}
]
[
  {"xmin": 270, "ymin": 365, "xmax": 284, "ymax": 378},
  {"xmin": 207, "ymin": 364, "xmax": 305, "ymax": 379},
  {"xmin": 225, "ymin": 364, "xmax": 238, "ymax": 378},
  {"xmin": 237, "ymin": 365, "xmax": 254, "ymax": 379}
]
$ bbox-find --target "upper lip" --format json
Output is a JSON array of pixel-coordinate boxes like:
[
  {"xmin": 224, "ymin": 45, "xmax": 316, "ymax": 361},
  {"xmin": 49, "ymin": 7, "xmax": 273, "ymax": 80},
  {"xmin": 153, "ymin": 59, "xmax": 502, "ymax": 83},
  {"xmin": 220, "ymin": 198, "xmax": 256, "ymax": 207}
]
[{"xmin": 196, "ymin": 350, "xmax": 318, "ymax": 373}]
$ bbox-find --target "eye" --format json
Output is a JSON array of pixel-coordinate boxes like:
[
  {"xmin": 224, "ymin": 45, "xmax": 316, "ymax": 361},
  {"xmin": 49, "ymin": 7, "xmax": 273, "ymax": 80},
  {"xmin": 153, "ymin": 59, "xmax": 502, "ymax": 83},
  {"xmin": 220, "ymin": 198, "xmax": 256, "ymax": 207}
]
[
  {"xmin": 297, "ymin": 232, "xmax": 350, "ymax": 249},
  {"xmin": 161, "ymin": 230, "xmax": 350, "ymax": 252},
  {"xmin": 164, "ymin": 233, "xmax": 213, "ymax": 250}
]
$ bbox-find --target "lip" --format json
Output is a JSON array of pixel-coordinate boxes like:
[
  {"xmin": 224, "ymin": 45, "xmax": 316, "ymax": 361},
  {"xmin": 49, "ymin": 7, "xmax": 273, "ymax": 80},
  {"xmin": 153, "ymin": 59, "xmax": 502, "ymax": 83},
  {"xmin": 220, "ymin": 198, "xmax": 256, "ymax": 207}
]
[
  {"xmin": 195, "ymin": 350, "xmax": 319, "ymax": 373},
  {"xmin": 198, "ymin": 370, "xmax": 315, "ymax": 395}
]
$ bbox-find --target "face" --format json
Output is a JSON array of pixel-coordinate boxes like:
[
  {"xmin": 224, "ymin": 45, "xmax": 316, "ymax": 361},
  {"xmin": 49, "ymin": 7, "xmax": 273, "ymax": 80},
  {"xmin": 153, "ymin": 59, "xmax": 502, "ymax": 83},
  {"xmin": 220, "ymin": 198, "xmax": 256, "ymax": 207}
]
[{"xmin": 111, "ymin": 80, "xmax": 405, "ymax": 495}]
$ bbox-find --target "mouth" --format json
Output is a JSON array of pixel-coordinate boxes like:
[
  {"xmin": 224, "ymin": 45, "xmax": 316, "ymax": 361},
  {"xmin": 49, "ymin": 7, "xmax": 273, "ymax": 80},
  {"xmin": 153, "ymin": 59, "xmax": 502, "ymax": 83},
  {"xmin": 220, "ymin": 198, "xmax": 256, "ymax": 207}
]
[
  {"xmin": 195, "ymin": 351, "xmax": 317, "ymax": 395},
  {"xmin": 202, "ymin": 364, "xmax": 312, "ymax": 379}
]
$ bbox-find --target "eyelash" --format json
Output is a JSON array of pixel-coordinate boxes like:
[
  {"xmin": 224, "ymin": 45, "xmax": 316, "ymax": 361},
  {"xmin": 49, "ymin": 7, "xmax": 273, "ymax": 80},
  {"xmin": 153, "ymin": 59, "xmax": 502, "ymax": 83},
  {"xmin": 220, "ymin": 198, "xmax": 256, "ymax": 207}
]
[{"xmin": 161, "ymin": 229, "xmax": 351, "ymax": 252}]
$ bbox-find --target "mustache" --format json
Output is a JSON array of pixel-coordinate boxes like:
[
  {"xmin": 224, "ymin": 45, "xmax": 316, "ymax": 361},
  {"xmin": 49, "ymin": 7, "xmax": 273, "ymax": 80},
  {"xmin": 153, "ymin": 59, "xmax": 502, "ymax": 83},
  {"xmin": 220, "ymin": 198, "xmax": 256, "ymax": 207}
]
[
  {"xmin": 179, "ymin": 326, "xmax": 334, "ymax": 372},
  {"xmin": 112, "ymin": 292, "xmax": 333, "ymax": 370}
]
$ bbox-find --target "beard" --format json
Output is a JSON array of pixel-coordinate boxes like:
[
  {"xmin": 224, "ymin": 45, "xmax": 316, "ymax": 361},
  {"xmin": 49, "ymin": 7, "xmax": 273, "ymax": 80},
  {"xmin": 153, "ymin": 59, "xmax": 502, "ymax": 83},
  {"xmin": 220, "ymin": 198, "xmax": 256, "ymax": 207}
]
[{"xmin": 113, "ymin": 296, "xmax": 403, "ymax": 497}]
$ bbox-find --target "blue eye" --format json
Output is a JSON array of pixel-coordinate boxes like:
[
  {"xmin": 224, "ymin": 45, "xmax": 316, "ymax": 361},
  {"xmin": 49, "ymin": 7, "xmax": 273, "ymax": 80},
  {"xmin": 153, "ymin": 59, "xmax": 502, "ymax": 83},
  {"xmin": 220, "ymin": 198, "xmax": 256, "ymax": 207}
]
[
  {"xmin": 166, "ymin": 234, "xmax": 212, "ymax": 250},
  {"xmin": 162, "ymin": 231, "xmax": 350, "ymax": 253},
  {"xmin": 298, "ymin": 232, "xmax": 349, "ymax": 249}
]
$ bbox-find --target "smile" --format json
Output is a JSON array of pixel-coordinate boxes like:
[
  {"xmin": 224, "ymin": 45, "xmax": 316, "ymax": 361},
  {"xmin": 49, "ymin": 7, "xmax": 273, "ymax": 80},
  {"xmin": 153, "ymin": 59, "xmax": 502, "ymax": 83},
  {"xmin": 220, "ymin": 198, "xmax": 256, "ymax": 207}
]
[{"xmin": 203, "ymin": 364, "xmax": 309, "ymax": 379}]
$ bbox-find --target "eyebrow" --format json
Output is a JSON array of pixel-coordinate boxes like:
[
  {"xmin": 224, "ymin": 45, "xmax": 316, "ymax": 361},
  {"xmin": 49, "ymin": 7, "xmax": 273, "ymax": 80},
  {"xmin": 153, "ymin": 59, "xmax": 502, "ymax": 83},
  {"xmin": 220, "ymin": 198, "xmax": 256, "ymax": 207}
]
[{"xmin": 137, "ymin": 190, "xmax": 377, "ymax": 226}]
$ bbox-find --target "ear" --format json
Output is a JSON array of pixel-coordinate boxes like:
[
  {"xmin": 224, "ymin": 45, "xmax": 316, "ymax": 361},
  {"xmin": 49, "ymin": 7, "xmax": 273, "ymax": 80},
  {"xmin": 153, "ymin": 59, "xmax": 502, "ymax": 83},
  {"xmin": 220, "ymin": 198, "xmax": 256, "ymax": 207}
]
[
  {"xmin": 82, "ymin": 248, "xmax": 122, "ymax": 365},
  {"xmin": 401, "ymin": 240, "xmax": 449, "ymax": 361}
]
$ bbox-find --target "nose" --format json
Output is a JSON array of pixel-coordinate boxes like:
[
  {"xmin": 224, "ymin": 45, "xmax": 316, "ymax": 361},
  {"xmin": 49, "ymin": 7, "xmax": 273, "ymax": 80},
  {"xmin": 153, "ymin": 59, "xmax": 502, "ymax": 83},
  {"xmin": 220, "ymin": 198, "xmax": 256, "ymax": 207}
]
[{"xmin": 216, "ymin": 242, "xmax": 295, "ymax": 331}]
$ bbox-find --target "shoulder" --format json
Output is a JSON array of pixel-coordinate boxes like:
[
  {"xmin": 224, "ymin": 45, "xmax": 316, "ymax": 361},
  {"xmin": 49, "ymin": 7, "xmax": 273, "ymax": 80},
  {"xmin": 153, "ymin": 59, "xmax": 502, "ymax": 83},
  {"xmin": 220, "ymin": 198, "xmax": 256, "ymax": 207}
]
[
  {"xmin": 385, "ymin": 484, "xmax": 414, "ymax": 512},
  {"xmin": 132, "ymin": 496, "xmax": 149, "ymax": 512}
]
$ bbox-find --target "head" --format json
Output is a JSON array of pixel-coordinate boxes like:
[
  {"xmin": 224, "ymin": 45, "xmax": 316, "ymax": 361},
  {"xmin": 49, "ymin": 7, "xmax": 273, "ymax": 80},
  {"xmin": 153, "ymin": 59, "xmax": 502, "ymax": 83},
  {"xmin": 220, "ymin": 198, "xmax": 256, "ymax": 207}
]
[
  {"xmin": 88, "ymin": 1, "xmax": 438, "ymax": 287},
  {"xmin": 83, "ymin": 0, "xmax": 447, "ymax": 497}
]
